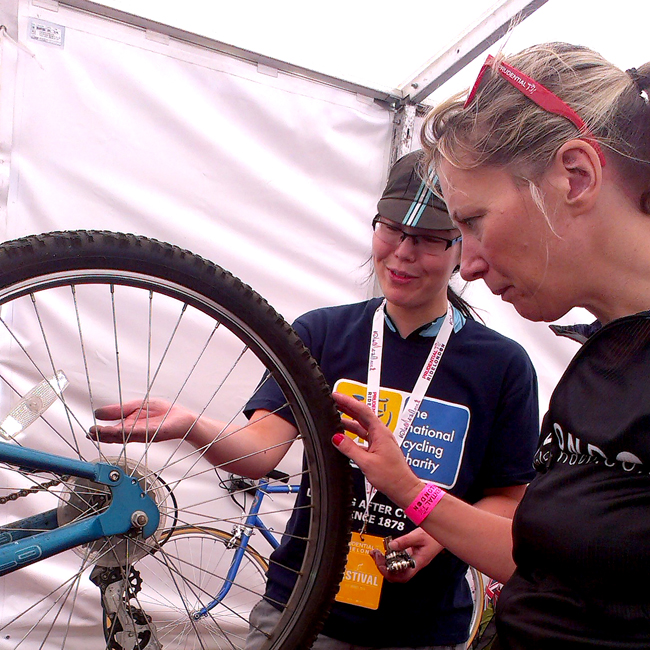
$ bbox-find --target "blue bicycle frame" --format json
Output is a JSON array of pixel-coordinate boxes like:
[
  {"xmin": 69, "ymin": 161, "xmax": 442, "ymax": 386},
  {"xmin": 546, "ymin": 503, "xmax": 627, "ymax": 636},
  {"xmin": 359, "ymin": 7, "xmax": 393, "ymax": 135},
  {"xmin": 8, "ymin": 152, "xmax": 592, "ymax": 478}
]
[
  {"xmin": 193, "ymin": 476, "xmax": 299, "ymax": 619},
  {"xmin": 0, "ymin": 443, "xmax": 159, "ymax": 575}
]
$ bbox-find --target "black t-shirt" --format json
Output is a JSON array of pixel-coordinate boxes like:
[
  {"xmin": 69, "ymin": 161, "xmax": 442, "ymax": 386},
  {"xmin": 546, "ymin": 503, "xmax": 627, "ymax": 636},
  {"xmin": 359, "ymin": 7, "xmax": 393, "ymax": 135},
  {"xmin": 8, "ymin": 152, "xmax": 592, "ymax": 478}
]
[
  {"xmin": 246, "ymin": 298, "xmax": 539, "ymax": 646},
  {"xmin": 498, "ymin": 312, "xmax": 650, "ymax": 649}
]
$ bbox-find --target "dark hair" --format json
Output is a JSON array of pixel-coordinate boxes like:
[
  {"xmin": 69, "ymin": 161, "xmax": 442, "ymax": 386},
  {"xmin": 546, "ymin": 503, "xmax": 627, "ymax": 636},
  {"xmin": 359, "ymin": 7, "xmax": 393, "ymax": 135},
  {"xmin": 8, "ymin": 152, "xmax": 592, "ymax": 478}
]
[{"xmin": 448, "ymin": 285, "xmax": 479, "ymax": 321}]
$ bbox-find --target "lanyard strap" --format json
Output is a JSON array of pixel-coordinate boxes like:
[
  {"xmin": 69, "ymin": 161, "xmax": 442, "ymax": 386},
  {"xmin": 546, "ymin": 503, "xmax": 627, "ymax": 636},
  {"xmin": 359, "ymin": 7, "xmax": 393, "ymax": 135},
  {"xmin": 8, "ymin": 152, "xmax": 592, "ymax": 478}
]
[{"xmin": 361, "ymin": 300, "xmax": 454, "ymax": 530}]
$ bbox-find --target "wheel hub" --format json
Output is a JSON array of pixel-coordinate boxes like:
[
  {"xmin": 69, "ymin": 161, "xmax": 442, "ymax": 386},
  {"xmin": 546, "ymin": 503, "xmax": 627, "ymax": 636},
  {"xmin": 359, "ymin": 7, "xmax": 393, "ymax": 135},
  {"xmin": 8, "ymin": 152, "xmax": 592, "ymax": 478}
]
[{"xmin": 57, "ymin": 458, "xmax": 170, "ymax": 566}]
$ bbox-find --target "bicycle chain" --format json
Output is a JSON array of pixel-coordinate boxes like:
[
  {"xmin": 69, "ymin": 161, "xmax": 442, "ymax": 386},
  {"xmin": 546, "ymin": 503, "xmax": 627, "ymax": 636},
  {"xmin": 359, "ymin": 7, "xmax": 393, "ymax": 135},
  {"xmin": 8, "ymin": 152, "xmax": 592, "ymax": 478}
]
[{"xmin": 0, "ymin": 475, "xmax": 70, "ymax": 504}]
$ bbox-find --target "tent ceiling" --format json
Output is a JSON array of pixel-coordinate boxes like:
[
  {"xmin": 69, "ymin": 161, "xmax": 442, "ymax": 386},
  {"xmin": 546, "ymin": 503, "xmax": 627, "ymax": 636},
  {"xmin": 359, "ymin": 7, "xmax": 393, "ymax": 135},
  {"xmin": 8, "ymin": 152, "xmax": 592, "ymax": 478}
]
[
  {"xmin": 60, "ymin": 0, "xmax": 504, "ymax": 96},
  {"xmin": 32, "ymin": 0, "xmax": 648, "ymax": 105}
]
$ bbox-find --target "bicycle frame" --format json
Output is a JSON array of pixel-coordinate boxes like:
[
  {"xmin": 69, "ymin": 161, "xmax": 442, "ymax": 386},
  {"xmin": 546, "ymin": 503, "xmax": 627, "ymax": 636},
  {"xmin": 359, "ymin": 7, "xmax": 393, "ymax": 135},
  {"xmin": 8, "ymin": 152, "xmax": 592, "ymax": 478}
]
[
  {"xmin": 0, "ymin": 443, "xmax": 159, "ymax": 575},
  {"xmin": 193, "ymin": 476, "xmax": 299, "ymax": 619}
]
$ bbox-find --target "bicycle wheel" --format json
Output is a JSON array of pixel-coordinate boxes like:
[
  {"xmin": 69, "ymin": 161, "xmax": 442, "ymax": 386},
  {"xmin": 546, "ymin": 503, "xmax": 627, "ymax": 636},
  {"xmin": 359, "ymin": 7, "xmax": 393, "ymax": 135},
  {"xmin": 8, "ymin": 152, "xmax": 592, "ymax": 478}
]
[
  {"xmin": 0, "ymin": 231, "xmax": 351, "ymax": 650},
  {"xmin": 104, "ymin": 526, "xmax": 269, "ymax": 649},
  {"xmin": 466, "ymin": 566, "xmax": 485, "ymax": 648}
]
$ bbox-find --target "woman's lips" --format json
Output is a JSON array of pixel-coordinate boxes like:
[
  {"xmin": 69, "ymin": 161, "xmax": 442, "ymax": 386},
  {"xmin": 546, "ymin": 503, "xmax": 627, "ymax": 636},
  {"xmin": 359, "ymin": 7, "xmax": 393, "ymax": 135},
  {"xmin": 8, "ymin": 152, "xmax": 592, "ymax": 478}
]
[
  {"xmin": 388, "ymin": 268, "xmax": 416, "ymax": 284},
  {"xmin": 494, "ymin": 285, "xmax": 515, "ymax": 302}
]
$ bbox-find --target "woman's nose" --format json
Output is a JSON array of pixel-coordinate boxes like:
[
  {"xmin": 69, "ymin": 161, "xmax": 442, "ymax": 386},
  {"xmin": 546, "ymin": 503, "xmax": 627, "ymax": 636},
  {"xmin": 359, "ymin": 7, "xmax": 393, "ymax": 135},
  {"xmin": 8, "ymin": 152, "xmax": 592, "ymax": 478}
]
[
  {"xmin": 458, "ymin": 237, "xmax": 488, "ymax": 281},
  {"xmin": 393, "ymin": 234, "xmax": 418, "ymax": 258}
]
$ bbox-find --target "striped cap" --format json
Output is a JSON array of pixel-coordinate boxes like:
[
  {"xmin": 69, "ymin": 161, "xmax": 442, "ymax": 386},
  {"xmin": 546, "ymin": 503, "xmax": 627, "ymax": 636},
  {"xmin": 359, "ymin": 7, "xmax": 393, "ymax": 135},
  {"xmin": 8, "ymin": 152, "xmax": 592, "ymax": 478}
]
[{"xmin": 376, "ymin": 150, "xmax": 453, "ymax": 230}]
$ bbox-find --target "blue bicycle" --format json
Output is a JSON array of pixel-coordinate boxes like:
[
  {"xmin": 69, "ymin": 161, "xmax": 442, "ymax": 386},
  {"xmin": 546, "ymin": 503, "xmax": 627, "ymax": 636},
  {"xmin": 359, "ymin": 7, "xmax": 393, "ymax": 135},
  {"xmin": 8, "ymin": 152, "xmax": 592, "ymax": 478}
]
[
  {"xmin": 109, "ymin": 470, "xmax": 301, "ymax": 649},
  {"xmin": 197, "ymin": 470, "xmax": 299, "ymax": 617},
  {"xmin": 0, "ymin": 231, "xmax": 352, "ymax": 650}
]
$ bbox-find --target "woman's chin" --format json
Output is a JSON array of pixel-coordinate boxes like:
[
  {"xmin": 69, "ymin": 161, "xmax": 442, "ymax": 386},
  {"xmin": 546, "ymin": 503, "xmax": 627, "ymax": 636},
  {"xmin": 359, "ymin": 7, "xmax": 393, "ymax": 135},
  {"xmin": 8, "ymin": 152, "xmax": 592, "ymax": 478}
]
[{"xmin": 510, "ymin": 296, "xmax": 570, "ymax": 323}]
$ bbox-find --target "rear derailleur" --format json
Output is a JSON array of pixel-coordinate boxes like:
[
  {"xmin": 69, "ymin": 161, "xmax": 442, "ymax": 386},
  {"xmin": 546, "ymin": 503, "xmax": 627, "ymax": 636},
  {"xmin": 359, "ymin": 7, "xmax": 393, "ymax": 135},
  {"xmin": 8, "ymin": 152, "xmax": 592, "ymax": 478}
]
[{"xmin": 90, "ymin": 565, "xmax": 162, "ymax": 650}]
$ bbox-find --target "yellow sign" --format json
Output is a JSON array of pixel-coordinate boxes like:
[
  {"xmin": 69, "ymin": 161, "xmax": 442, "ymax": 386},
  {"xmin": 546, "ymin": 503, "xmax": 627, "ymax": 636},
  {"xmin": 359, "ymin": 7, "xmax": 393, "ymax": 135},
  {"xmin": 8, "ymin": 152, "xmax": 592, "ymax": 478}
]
[
  {"xmin": 334, "ymin": 379, "xmax": 404, "ymax": 441},
  {"xmin": 335, "ymin": 532, "xmax": 385, "ymax": 610}
]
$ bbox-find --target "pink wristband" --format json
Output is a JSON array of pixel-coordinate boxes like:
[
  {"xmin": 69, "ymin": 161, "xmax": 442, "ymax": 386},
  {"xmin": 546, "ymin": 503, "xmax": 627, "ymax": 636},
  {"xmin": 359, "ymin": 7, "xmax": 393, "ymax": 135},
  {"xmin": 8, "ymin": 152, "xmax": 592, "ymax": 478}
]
[{"xmin": 404, "ymin": 482, "xmax": 445, "ymax": 525}]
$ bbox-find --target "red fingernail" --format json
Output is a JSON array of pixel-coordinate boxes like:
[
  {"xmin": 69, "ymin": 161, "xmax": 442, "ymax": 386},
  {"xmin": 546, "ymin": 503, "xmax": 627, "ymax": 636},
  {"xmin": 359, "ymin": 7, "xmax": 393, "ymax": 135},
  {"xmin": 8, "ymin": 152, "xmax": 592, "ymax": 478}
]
[{"xmin": 332, "ymin": 433, "xmax": 345, "ymax": 446}]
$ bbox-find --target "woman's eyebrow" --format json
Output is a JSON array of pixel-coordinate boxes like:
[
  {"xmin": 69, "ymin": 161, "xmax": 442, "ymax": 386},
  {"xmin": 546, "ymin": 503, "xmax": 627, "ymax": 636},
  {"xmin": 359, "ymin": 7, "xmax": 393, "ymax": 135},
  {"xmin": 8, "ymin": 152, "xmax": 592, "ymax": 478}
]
[{"xmin": 451, "ymin": 205, "xmax": 482, "ymax": 221}]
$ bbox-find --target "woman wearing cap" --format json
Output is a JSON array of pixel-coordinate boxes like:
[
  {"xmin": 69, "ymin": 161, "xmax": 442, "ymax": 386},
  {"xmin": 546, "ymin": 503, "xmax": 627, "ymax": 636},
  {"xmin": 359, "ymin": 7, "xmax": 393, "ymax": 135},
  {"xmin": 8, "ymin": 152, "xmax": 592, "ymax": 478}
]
[
  {"xmin": 92, "ymin": 151, "xmax": 539, "ymax": 649},
  {"xmin": 332, "ymin": 44, "xmax": 650, "ymax": 650}
]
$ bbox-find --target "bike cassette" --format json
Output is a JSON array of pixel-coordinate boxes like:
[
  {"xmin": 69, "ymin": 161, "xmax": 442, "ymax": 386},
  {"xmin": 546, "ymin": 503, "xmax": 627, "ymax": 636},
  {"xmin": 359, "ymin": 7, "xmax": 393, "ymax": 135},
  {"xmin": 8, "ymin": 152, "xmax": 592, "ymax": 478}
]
[{"xmin": 383, "ymin": 535, "xmax": 416, "ymax": 572}]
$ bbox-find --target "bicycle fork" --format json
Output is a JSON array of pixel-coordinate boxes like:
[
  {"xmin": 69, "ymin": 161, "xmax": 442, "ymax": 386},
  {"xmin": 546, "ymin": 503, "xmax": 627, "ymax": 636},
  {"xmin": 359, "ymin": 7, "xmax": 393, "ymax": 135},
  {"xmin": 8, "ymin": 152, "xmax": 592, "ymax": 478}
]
[{"xmin": 192, "ymin": 485, "xmax": 271, "ymax": 620}]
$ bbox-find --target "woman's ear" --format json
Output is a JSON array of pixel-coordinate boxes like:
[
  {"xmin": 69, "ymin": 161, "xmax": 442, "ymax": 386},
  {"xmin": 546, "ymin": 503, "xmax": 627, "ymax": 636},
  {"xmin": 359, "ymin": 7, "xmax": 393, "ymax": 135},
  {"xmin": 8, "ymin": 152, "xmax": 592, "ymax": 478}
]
[{"xmin": 548, "ymin": 139, "xmax": 602, "ymax": 212}]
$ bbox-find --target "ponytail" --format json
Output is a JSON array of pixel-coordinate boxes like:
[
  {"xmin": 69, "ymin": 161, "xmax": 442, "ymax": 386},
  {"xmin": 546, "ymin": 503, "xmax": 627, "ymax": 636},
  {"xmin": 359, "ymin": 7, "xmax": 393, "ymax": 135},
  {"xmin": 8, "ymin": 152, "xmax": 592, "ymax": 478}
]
[{"xmin": 447, "ymin": 285, "xmax": 481, "ymax": 322}]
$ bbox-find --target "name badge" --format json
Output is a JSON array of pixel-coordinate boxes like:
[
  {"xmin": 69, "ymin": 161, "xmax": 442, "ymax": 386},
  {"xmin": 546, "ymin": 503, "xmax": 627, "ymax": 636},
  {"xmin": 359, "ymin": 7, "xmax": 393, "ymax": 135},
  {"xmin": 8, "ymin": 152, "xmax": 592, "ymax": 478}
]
[{"xmin": 335, "ymin": 532, "xmax": 384, "ymax": 610}]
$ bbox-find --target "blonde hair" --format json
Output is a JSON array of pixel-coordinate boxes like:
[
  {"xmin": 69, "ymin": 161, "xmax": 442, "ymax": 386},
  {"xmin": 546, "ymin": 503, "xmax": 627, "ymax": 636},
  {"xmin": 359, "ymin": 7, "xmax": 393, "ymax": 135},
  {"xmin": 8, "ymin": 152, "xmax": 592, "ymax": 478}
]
[{"xmin": 421, "ymin": 42, "xmax": 650, "ymax": 213}]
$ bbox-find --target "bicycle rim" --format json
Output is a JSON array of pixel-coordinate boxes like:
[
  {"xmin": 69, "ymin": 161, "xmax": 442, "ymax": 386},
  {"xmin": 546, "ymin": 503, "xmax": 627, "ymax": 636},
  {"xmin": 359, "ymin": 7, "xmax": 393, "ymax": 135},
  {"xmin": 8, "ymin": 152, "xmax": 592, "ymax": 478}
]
[
  {"xmin": 0, "ymin": 231, "xmax": 351, "ymax": 650},
  {"xmin": 107, "ymin": 526, "xmax": 269, "ymax": 649},
  {"xmin": 466, "ymin": 566, "xmax": 485, "ymax": 648}
]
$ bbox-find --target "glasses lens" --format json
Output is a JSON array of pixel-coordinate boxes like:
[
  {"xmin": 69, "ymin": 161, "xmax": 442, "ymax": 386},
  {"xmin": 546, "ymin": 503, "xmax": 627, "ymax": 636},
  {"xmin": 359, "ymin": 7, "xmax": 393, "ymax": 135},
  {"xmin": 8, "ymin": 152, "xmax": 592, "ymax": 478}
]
[
  {"xmin": 419, "ymin": 234, "xmax": 453, "ymax": 254},
  {"xmin": 374, "ymin": 219, "xmax": 453, "ymax": 254},
  {"xmin": 373, "ymin": 220, "xmax": 401, "ymax": 246}
]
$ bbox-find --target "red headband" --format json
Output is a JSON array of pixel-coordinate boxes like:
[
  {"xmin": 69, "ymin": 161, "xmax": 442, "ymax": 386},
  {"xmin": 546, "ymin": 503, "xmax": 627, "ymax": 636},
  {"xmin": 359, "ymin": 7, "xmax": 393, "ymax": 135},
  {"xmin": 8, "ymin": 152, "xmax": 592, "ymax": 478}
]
[{"xmin": 464, "ymin": 55, "xmax": 606, "ymax": 166}]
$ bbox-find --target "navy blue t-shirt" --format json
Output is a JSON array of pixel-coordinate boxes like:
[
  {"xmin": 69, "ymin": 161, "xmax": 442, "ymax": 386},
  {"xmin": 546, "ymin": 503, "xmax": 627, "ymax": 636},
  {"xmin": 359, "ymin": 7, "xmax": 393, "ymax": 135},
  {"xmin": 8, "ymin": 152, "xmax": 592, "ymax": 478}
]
[{"xmin": 246, "ymin": 298, "xmax": 539, "ymax": 646}]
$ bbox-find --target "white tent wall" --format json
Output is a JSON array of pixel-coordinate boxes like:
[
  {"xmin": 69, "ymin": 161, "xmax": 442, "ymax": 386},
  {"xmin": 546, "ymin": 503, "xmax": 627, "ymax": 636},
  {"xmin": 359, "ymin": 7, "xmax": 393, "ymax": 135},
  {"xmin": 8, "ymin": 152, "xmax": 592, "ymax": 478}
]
[
  {"xmin": 1, "ymin": 0, "xmax": 392, "ymax": 319},
  {"xmin": 0, "ymin": 0, "xmax": 585, "ymax": 450}
]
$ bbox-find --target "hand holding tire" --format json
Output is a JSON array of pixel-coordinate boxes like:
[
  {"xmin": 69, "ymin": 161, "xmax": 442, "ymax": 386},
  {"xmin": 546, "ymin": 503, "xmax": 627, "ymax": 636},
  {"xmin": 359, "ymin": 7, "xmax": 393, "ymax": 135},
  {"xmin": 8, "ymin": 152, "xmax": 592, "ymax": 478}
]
[{"xmin": 331, "ymin": 392, "xmax": 422, "ymax": 508}]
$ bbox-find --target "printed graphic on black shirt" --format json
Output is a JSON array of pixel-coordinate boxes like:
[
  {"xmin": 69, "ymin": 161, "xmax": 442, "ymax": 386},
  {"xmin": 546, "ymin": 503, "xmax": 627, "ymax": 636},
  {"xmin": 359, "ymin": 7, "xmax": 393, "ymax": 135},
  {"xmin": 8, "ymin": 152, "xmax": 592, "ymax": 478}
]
[{"xmin": 534, "ymin": 420, "xmax": 646, "ymax": 474}]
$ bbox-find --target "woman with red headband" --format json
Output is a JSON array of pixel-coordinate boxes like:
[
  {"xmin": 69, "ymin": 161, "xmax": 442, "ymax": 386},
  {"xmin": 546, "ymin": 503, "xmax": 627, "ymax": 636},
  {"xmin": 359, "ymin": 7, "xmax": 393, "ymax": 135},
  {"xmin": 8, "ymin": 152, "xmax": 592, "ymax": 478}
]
[{"xmin": 333, "ymin": 42, "xmax": 650, "ymax": 649}]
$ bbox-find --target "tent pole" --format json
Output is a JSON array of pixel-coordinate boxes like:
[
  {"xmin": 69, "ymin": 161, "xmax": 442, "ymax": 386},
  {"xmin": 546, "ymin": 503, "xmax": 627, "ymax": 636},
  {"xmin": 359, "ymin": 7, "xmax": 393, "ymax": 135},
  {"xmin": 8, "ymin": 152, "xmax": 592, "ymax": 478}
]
[{"xmin": 399, "ymin": 0, "xmax": 549, "ymax": 105}]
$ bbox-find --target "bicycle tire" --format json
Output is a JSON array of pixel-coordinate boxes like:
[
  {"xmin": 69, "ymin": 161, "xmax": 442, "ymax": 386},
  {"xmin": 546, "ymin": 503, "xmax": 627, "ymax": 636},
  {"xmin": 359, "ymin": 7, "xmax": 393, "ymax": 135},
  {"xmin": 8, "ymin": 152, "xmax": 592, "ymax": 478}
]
[
  {"xmin": 0, "ymin": 230, "xmax": 351, "ymax": 650},
  {"xmin": 104, "ymin": 526, "xmax": 269, "ymax": 649}
]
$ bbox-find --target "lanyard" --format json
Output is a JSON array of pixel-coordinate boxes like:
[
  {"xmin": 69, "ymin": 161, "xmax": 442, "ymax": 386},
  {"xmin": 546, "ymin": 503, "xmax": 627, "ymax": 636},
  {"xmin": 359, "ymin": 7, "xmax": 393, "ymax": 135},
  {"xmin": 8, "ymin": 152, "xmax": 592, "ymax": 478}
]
[{"xmin": 361, "ymin": 299, "xmax": 454, "ymax": 532}]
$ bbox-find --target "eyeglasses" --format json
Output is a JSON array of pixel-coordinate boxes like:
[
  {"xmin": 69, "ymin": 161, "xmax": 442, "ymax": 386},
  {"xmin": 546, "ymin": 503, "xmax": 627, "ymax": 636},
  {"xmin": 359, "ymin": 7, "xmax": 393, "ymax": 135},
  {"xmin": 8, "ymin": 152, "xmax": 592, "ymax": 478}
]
[
  {"xmin": 464, "ymin": 54, "xmax": 606, "ymax": 167},
  {"xmin": 372, "ymin": 216, "xmax": 461, "ymax": 254}
]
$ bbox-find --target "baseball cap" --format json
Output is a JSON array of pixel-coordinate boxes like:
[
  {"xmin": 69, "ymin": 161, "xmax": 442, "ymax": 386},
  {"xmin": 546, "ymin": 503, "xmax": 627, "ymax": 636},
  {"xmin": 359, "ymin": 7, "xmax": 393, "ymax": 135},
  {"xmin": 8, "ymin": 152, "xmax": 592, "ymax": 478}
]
[{"xmin": 376, "ymin": 150, "xmax": 453, "ymax": 230}]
